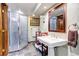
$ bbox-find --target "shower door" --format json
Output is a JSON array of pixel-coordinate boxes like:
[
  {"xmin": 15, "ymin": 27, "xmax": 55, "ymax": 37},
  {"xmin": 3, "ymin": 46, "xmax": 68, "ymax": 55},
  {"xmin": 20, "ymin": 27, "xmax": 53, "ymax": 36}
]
[
  {"xmin": 9, "ymin": 11, "xmax": 28, "ymax": 52},
  {"xmin": 9, "ymin": 12, "xmax": 19, "ymax": 52},
  {"xmin": 19, "ymin": 15, "xmax": 28, "ymax": 49}
]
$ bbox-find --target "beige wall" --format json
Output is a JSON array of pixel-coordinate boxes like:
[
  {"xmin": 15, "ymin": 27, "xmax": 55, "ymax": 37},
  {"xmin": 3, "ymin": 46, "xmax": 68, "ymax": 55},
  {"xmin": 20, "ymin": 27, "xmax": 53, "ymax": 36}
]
[
  {"xmin": 28, "ymin": 17, "xmax": 40, "ymax": 42},
  {"xmin": 67, "ymin": 3, "xmax": 79, "ymax": 56},
  {"xmin": 40, "ymin": 13, "xmax": 48, "ymax": 32}
]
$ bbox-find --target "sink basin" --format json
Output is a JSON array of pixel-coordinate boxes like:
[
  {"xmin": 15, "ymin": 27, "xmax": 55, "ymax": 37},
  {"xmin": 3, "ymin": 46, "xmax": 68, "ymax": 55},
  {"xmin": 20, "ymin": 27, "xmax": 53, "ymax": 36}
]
[
  {"xmin": 37, "ymin": 36, "xmax": 68, "ymax": 47},
  {"xmin": 37, "ymin": 36, "xmax": 68, "ymax": 56}
]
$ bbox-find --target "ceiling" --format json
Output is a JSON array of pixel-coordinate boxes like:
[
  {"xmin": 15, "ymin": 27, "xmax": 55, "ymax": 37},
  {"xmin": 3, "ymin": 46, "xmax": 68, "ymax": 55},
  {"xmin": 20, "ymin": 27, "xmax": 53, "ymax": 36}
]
[{"xmin": 8, "ymin": 3, "xmax": 56, "ymax": 16}]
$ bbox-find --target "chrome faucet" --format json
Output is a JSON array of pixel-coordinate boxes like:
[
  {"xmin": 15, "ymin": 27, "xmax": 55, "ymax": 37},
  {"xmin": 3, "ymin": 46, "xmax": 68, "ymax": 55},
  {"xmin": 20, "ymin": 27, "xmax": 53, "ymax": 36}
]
[{"xmin": 53, "ymin": 34, "xmax": 57, "ymax": 38}]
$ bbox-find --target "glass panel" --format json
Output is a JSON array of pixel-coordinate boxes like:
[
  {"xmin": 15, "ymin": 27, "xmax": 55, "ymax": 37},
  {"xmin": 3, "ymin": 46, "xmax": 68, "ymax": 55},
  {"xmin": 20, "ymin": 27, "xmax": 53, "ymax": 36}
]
[
  {"xmin": 19, "ymin": 15, "xmax": 28, "ymax": 49},
  {"xmin": 49, "ymin": 6, "xmax": 65, "ymax": 32},
  {"xmin": 50, "ymin": 16, "xmax": 57, "ymax": 30},
  {"xmin": 8, "ymin": 11, "xmax": 28, "ymax": 52},
  {"xmin": 9, "ymin": 12, "xmax": 19, "ymax": 52}
]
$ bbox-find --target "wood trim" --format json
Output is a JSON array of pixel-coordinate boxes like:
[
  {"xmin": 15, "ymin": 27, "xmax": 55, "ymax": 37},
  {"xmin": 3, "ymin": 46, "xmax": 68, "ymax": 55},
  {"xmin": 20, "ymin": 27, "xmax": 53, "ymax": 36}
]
[
  {"xmin": 0, "ymin": 3, "xmax": 8, "ymax": 56},
  {"xmin": 0, "ymin": 3, "xmax": 3, "ymax": 55},
  {"xmin": 48, "ymin": 3, "xmax": 67, "ymax": 33},
  {"xmin": 54, "ymin": 3, "xmax": 64, "ymax": 9},
  {"xmin": 48, "ymin": 3, "xmax": 63, "ymax": 12}
]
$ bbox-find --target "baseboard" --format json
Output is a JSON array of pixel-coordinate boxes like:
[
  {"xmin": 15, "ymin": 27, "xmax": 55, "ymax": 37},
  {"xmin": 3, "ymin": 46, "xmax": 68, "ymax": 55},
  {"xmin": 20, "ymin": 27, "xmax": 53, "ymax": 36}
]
[
  {"xmin": 28, "ymin": 41, "xmax": 35, "ymax": 43},
  {"xmin": 71, "ymin": 53, "xmax": 78, "ymax": 56},
  {"xmin": 9, "ymin": 44, "xmax": 28, "ymax": 53}
]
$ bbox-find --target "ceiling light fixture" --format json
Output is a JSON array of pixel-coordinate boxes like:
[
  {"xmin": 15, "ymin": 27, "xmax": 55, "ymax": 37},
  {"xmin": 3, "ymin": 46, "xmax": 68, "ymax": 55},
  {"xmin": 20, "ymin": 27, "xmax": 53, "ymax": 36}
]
[
  {"xmin": 32, "ymin": 14, "xmax": 35, "ymax": 17},
  {"xmin": 17, "ymin": 9, "xmax": 24, "ymax": 14},
  {"xmin": 44, "ymin": 6, "xmax": 47, "ymax": 9}
]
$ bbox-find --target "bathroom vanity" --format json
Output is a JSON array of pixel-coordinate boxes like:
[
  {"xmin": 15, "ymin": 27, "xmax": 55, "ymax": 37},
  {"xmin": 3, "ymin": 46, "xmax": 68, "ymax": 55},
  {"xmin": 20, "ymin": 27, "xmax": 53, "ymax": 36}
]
[{"xmin": 37, "ymin": 36, "xmax": 68, "ymax": 56}]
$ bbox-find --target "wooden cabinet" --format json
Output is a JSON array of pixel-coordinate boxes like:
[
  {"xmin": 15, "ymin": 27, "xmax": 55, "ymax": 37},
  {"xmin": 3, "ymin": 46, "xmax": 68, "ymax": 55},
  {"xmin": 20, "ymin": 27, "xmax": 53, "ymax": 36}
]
[{"xmin": 0, "ymin": 3, "xmax": 8, "ymax": 56}]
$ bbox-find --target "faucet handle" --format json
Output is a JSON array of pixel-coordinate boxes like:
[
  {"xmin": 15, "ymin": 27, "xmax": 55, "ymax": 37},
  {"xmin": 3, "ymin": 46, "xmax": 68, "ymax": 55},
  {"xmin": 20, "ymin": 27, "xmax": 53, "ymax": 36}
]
[{"xmin": 53, "ymin": 34, "xmax": 55, "ymax": 38}]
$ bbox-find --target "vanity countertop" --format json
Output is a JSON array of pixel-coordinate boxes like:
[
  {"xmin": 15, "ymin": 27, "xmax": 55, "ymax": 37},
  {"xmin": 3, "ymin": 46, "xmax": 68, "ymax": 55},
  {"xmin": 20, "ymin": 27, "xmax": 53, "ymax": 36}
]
[{"xmin": 37, "ymin": 36, "xmax": 68, "ymax": 47}]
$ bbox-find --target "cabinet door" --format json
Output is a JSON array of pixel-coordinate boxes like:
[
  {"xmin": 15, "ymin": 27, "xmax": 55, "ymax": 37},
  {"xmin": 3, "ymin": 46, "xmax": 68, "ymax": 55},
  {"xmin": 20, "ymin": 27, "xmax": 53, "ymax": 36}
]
[{"xmin": 0, "ymin": 3, "xmax": 8, "ymax": 56}]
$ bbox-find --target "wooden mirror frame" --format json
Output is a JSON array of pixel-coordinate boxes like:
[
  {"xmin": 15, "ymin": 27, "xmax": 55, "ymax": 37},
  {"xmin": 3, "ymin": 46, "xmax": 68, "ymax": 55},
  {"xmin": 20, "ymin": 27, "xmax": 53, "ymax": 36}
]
[{"xmin": 48, "ymin": 3, "xmax": 66, "ymax": 33}]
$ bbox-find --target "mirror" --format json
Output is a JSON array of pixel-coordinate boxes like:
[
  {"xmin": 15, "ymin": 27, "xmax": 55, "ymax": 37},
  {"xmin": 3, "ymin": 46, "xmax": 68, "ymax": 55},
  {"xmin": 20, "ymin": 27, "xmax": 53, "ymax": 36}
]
[{"xmin": 48, "ymin": 4, "xmax": 66, "ymax": 32}]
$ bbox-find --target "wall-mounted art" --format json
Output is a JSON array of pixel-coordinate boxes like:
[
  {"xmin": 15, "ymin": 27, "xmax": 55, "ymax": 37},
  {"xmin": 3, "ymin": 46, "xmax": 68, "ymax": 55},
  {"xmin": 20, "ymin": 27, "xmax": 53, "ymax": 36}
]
[{"xmin": 30, "ymin": 17, "xmax": 40, "ymax": 26}]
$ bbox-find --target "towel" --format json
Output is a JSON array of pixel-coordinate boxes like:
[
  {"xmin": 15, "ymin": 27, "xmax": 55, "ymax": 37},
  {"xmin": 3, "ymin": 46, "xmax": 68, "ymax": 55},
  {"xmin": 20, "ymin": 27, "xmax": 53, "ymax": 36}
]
[
  {"xmin": 68, "ymin": 31, "xmax": 78, "ymax": 48},
  {"xmin": 68, "ymin": 24, "xmax": 78, "ymax": 48}
]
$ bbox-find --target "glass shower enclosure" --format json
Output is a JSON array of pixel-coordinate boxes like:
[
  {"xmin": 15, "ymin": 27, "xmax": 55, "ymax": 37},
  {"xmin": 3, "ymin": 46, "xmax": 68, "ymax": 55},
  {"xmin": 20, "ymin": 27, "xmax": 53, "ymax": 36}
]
[{"xmin": 8, "ymin": 11, "xmax": 28, "ymax": 52}]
